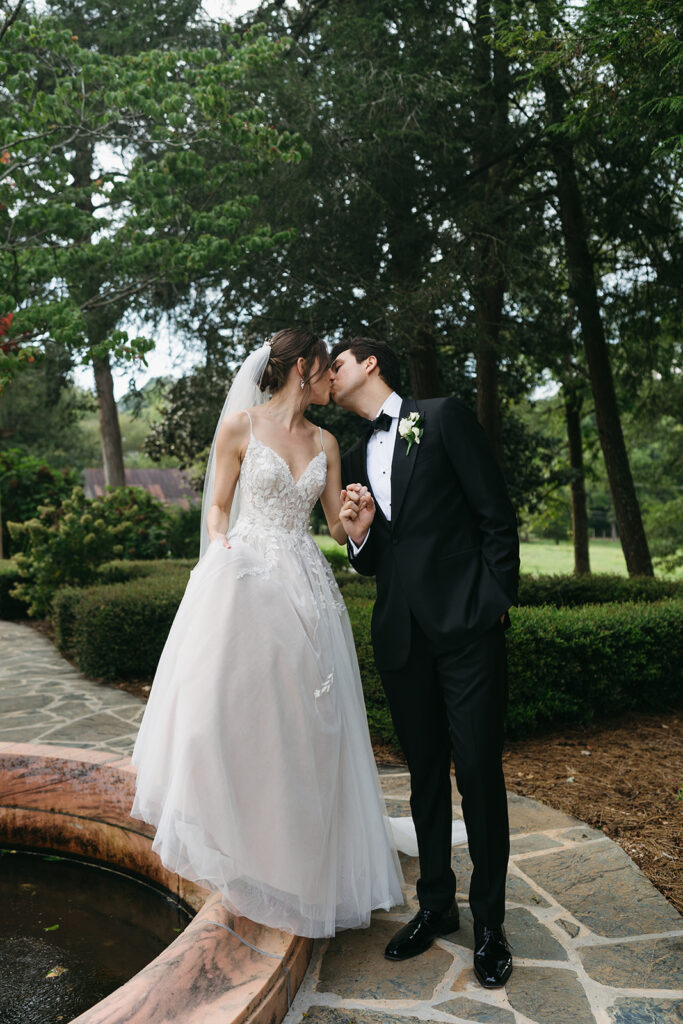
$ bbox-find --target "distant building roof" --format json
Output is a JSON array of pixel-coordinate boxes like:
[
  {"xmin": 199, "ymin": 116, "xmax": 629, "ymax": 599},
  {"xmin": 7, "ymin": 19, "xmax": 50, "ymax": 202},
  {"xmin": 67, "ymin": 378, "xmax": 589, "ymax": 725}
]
[{"xmin": 83, "ymin": 468, "xmax": 200, "ymax": 509}]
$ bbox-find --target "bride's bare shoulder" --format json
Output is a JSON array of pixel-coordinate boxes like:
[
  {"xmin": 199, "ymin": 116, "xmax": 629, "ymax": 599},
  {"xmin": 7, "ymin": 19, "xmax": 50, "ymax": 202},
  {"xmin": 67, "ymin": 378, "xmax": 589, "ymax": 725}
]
[{"xmin": 217, "ymin": 411, "xmax": 252, "ymax": 450}]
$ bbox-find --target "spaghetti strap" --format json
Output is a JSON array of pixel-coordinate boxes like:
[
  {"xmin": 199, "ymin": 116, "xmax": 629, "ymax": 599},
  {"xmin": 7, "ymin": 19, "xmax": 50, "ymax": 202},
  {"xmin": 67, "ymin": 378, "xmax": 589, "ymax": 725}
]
[
  {"xmin": 318, "ymin": 425, "xmax": 325, "ymax": 452},
  {"xmin": 244, "ymin": 411, "xmax": 254, "ymax": 436}
]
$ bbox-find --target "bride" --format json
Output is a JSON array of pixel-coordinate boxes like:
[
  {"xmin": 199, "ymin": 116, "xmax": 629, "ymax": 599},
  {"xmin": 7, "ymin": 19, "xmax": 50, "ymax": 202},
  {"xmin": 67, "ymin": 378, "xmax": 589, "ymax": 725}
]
[{"xmin": 129, "ymin": 328, "xmax": 404, "ymax": 938}]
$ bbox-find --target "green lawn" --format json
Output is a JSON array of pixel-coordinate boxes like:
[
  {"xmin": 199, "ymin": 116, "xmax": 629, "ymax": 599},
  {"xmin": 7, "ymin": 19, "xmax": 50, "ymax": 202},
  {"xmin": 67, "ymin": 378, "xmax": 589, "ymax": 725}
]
[
  {"xmin": 315, "ymin": 534, "xmax": 680, "ymax": 578},
  {"xmin": 519, "ymin": 538, "xmax": 629, "ymax": 576}
]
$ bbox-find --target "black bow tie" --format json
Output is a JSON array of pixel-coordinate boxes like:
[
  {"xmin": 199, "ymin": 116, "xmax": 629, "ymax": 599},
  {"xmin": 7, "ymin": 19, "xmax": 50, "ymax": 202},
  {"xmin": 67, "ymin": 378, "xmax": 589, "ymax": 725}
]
[{"xmin": 367, "ymin": 411, "xmax": 393, "ymax": 437}]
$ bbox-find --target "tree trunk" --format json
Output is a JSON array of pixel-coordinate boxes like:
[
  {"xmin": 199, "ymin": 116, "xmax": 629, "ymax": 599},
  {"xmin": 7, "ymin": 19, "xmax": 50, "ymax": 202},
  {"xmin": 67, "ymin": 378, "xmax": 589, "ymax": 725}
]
[
  {"xmin": 470, "ymin": 0, "xmax": 509, "ymax": 467},
  {"xmin": 69, "ymin": 140, "xmax": 127, "ymax": 490},
  {"xmin": 542, "ymin": 69, "xmax": 653, "ymax": 576},
  {"xmin": 564, "ymin": 385, "xmax": 590, "ymax": 575},
  {"xmin": 475, "ymin": 325, "xmax": 504, "ymax": 466},
  {"xmin": 407, "ymin": 330, "xmax": 444, "ymax": 399},
  {"xmin": 93, "ymin": 354, "xmax": 125, "ymax": 488}
]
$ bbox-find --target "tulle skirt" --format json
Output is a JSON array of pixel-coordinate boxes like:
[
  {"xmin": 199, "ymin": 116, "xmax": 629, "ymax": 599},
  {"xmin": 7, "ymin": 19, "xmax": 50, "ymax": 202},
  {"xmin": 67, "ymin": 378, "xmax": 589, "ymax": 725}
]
[{"xmin": 130, "ymin": 527, "xmax": 404, "ymax": 937}]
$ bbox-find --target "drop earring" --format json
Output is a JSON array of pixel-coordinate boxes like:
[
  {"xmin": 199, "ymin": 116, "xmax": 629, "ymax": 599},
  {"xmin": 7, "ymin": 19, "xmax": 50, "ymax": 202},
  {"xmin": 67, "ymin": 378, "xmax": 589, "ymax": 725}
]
[{"xmin": 300, "ymin": 378, "xmax": 305, "ymax": 390}]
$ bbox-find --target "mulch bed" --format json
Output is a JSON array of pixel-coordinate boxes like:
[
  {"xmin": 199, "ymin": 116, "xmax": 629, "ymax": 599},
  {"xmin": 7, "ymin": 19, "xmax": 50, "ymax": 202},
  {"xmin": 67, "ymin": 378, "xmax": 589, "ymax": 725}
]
[
  {"xmin": 23, "ymin": 619, "xmax": 683, "ymax": 916},
  {"xmin": 360, "ymin": 710, "xmax": 683, "ymax": 916},
  {"xmin": 502, "ymin": 709, "xmax": 683, "ymax": 916}
]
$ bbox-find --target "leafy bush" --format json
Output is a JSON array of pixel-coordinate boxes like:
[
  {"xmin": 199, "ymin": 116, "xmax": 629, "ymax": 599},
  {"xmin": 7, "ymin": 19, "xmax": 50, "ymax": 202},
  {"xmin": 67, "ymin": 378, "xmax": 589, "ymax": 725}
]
[
  {"xmin": 165, "ymin": 504, "xmax": 202, "ymax": 559},
  {"xmin": 518, "ymin": 572, "xmax": 682, "ymax": 606},
  {"xmin": 346, "ymin": 597, "xmax": 683, "ymax": 746},
  {"xmin": 0, "ymin": 448, "xmax": 78, "ymax": 557},
  {"xmin": 320, "ymin": 545, "xmax": 349, "ymax": 572},
  {"xmin": 8, "ymin": 486, "xmax": 173, "ymax": 617},
  {"xmin": 332, "ymin": 571, "xmax": 681, "ymax": 609},
  {"xmin": 95, "ymin": 557, "xmax": 195, "ymax": 585},
  {"xmin": 0, "ymin": 560, "xmax": 27, "ymax": 618},
  {"xmin": 53, "ymin": 556, "xmax": 683, "ymax": 746},
  {"xmin": 506, "ymin": 600, "xmax": 683, "ymax": 735},
  {"xmin": 63, "ymin": 571, "xmax": 190, "ymax": 678},
  {"xmin": 644, "ymin": 497, "xmax": 683, "ymax": 572}
]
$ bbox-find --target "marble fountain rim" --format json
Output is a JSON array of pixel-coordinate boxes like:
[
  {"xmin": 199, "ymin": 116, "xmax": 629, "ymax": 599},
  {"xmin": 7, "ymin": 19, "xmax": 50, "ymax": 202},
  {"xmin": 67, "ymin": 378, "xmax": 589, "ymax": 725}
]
[{"xmin": 0, "ymin": 741, "xmax": 312, "ymax": 1024}]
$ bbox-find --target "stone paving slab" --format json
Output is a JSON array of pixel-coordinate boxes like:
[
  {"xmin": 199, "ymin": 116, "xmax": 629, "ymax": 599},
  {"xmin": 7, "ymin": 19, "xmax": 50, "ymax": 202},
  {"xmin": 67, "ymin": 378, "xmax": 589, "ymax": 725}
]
[
  {"xmin": 0, "ymin": 622, "xmax": 144, "ymax": 754},
  {"xmin": 437, "ymin": 994, "xmax": 517, "ymax": 1023},
  {"xmin": 519, "ymin": 842, "xmax": 683, "ymax": 938},
  {"xmin": 506, "ymin": 965, "xmax": 597, "ymax": 1024},
  {"xmin": 580, "ymin": 936, "xmax": 683, "ymax": 989},
  {"xmin": 608, "ymin": 997, "xmax": 683, "ymax": 1023},
  {"xmin": 1, "ymin": 618, "xmax": 682, "ymax": 1024}
]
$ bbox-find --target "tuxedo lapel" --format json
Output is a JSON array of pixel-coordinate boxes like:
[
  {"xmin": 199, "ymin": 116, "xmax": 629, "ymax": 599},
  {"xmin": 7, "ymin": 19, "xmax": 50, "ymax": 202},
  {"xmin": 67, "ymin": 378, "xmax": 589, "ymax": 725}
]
[
  {"xmin": 391, "ymin": 398, "xmax": 421, "ymax": 527},
  {"xmin": 348, "ymin": 438, "xmax": 370, "ymax": 489}
]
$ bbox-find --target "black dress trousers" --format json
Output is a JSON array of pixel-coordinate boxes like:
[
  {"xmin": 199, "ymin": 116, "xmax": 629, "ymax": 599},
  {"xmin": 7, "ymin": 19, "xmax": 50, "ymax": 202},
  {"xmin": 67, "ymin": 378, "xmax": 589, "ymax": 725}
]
[{"xmin": 379, "ymin": 614, "xmax": 510, "ymax": 927}]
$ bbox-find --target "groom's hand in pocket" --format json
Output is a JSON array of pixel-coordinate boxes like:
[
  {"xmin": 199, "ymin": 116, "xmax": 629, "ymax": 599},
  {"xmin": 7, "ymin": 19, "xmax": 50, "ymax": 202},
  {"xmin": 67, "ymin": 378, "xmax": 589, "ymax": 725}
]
[{"xmin": 340, "ymin": 484, "xmax": 375, "ymax": 546}]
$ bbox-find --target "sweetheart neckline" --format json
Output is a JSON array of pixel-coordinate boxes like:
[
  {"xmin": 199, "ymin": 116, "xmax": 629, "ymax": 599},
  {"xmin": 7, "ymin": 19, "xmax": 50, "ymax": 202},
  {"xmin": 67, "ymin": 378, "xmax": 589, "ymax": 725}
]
[{"xmin": 246, "ymin": 436, "xmax": 326, "ymax": 487}]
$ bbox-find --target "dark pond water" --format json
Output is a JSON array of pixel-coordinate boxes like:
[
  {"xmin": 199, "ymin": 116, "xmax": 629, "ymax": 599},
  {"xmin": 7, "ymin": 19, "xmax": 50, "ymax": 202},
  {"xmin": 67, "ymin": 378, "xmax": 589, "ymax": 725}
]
[{"xmin": 0, "ymin": 847, "xmax": 193, "ymax": 1024}]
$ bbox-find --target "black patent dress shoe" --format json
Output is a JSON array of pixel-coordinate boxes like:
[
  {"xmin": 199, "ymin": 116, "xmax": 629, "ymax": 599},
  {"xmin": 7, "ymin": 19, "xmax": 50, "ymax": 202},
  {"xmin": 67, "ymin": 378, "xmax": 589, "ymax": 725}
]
[
  {"xmin": 473, "ymin": 922, "xmax": 513, "ymax": 987},
  {"xmin": 384, "ymin": 901, "xmax": 460, "ymax": 961}
]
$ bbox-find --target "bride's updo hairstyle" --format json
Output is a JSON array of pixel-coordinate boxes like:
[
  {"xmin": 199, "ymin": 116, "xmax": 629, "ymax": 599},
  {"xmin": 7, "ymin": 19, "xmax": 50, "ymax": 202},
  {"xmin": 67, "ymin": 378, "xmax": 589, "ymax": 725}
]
[{"xmin": 259, "ymin": 328, "xmax": 329, "ymax": 394}]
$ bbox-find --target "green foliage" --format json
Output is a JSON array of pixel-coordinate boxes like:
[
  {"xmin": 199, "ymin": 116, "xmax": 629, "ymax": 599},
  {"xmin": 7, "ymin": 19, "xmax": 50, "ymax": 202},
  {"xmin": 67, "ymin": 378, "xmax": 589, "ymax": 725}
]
[
  {"xmin": 348, "ymin": 596, "xmax": 683, "ymax": 746},
  {"xmin": 332, "ymin": 572, "xmax": 682, "ymax": 608},
  {"xmin": 518, "ymin": 573, "xmax": 682, "ymax": 607},
  {"xmin": 0, "ymin": 561, "xmax": 27, "ymax": 619},
  {"xmin": 0, "ymin": 344, "xmax": 99, "ymax": 471},
  {"xmin": 142, "ymin": 365, "xmax": 231, "ymax": 481},
  {"xmin": 645, "ymin": 498, "xmax": 683, "ymax": 572},
  {"xmin": 51, "ymin": 556, "xmax": 683, "ymax": 747},
  {"xmin": 54, "ymin": 570, "xmax": 190, "ymax": 675},
  {"xmin": 164, "ymin": 505, "xmax": 202, "ymax": 559},
  {"xmin": 1, "ymin": 10, "xmax": 305, "ymax": 387},
  {"xmin": 8, "ymin": 486, "xmax": 172, "ymax": 617},
  {"xmin": 506, "ymin": 601, "xmax": 683, "ymax": 735},
  {"xmin": 0, "ymin": 448, "xmax": 78, "ymax": 556},
  {"xmin": 343, "ymin": 596, "xmax": 397, "ymax": 747}
]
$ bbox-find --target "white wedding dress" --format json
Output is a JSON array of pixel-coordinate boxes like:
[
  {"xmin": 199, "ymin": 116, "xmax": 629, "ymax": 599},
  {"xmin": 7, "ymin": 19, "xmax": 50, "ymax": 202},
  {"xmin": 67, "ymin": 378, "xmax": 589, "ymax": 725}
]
[{"xmin": 130, "ymin": 418, "xmax": 405, "ymax": 937}]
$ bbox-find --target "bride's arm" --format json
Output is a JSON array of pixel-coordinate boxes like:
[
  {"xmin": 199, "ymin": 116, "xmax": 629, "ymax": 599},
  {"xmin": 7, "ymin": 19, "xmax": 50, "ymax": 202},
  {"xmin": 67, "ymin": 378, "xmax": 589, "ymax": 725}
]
[
  {"xmin": 205, "ymin": 412, "xmax": 249, "ymax": 548},
  {"xmin": 319, "ymin": 433, "xmax": 372, "ymax": 547},
  {"xmin": 319, "ymin": 433, "xmax": 349, "ymax": 546}
]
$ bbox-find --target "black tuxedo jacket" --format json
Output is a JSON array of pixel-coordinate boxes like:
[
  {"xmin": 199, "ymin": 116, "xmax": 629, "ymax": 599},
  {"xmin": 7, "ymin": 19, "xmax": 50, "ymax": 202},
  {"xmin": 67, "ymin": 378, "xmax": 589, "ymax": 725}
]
[{"xmin": 341, "ymin": 397, "xmax": 520, "ymax": 672}]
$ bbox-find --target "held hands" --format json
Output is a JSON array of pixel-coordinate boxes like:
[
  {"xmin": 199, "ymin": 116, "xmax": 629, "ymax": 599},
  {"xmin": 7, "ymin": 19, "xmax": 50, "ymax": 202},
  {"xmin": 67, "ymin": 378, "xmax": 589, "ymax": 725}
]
[{"xmin": 339, "ymin": 483, "xmax": 375, "ymax": 546}]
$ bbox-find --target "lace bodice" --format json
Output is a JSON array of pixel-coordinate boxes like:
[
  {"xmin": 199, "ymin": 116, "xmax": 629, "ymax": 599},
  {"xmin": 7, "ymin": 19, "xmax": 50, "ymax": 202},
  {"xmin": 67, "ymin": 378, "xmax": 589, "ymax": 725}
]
[
  {"xmin": 237, "ymin": 428, "xmax": 327, "ymax": 535},
  {"xmin": 227, "ymin": 418, "xmax": 343, "ymax": 614}
]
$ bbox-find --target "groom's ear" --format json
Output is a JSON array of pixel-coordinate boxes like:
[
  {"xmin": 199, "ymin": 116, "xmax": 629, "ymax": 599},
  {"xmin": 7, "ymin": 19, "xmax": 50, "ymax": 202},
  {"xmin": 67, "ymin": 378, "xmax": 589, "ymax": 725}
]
[{"xmin": 364, "ymin": 355, "xmax": 378, "ymax": 375}]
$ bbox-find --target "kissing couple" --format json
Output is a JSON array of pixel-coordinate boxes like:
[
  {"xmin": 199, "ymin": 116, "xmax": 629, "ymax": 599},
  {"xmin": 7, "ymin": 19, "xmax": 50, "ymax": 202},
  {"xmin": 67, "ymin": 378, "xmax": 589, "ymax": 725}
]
[{"xmin": 130, "ymin": 329, "xmax": 520, "ymax": 988}]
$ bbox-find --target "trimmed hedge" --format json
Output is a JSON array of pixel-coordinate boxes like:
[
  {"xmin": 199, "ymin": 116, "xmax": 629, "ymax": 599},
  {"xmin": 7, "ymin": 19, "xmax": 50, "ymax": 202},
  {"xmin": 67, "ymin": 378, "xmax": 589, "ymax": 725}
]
[
  {"xmin": 0, "ymin": 561, "xmax": 28, "ymax": 619},
  {"xmin": 517, "ymin": 572, "xmax": 682, "ymax": 607},
  {"xmin": 345, "ymin": 598, "xmax": 683, "ymax": 744},
  {"xmin": 335, "ymin": 572, "xmax": 683, "ymax": 608},
  {"xmin": 505, "ymin": 600, "xmax": 683, "ymax": 735},
  {"xmin": 54, "ymin": 570, "xmax": 191, "ymax": 678},
  {"xmin": 95, "ymin": 558, "xmax": 195, "ymax": 585},
  {"xmin": 50, "ymin": 554, "xmax": 683, "ymax": 743}
]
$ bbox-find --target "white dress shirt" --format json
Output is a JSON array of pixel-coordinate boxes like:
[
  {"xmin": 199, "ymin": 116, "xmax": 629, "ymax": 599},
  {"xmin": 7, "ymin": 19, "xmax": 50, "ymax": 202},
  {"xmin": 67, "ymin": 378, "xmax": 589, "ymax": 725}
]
[
  {"xmin": 349, "ymin": 391, "xmax": 402, "ymax": 554},
  {"xmin": 366, "ymin": 391, "xmax": 402, "ymax": 521}
]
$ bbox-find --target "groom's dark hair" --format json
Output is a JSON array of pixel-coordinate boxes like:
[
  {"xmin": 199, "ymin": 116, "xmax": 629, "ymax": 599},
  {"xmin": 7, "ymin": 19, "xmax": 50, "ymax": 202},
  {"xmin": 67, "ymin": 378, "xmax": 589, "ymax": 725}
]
[{"xmin": 330, "ymin": 337, "xmax": 401, "ymax": 394}]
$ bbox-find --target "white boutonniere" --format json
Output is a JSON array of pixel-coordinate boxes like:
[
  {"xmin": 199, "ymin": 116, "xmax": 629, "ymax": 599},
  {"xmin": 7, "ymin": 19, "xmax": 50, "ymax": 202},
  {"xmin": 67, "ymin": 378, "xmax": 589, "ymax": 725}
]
[{"xmin": 398, "ymin": 411, "xmax": 424, "ymax": 455}]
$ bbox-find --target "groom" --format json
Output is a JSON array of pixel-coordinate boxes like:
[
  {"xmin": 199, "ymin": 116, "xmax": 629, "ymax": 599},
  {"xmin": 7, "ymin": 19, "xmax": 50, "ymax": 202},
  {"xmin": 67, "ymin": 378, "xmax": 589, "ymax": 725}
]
[{"xmin": 330, "ymin": 338, "xmax": 519, "ymax": 988}]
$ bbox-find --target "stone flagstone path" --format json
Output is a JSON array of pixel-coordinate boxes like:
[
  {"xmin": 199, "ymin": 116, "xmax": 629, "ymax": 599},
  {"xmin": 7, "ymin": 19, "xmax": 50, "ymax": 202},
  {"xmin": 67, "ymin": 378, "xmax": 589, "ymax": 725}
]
[{"xmin": 1, "ymin": 620, "xmax": 681, "ymax": 1023}]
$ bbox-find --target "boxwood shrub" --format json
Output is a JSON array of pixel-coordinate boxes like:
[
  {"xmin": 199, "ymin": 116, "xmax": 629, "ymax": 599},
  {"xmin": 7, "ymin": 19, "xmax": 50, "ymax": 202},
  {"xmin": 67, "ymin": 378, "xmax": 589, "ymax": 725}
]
[
  {"xmin": 48, "ymin": 557, "xmax": 683, "ymax": 746},
  {"xmin": 505, "ymin": 600, "xmax": 683, "ymax": 735},
  {"xmin": 334, "ymin": 572, "xmax": 682, "ymax": 609},
  {"xmin": 345, "ymin": 597, "xmax": 683, "ymax": 746},
  {"xmin": 518, "ymin": 572, "xmax": 682, "ymax": 607},
  {"xmin": 65, "ymin": 570, "xmax": 191, "ymax": 679},
  {"xmin": 0, "ymin": 561, "xmax": 27, "ymax": 619}
]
